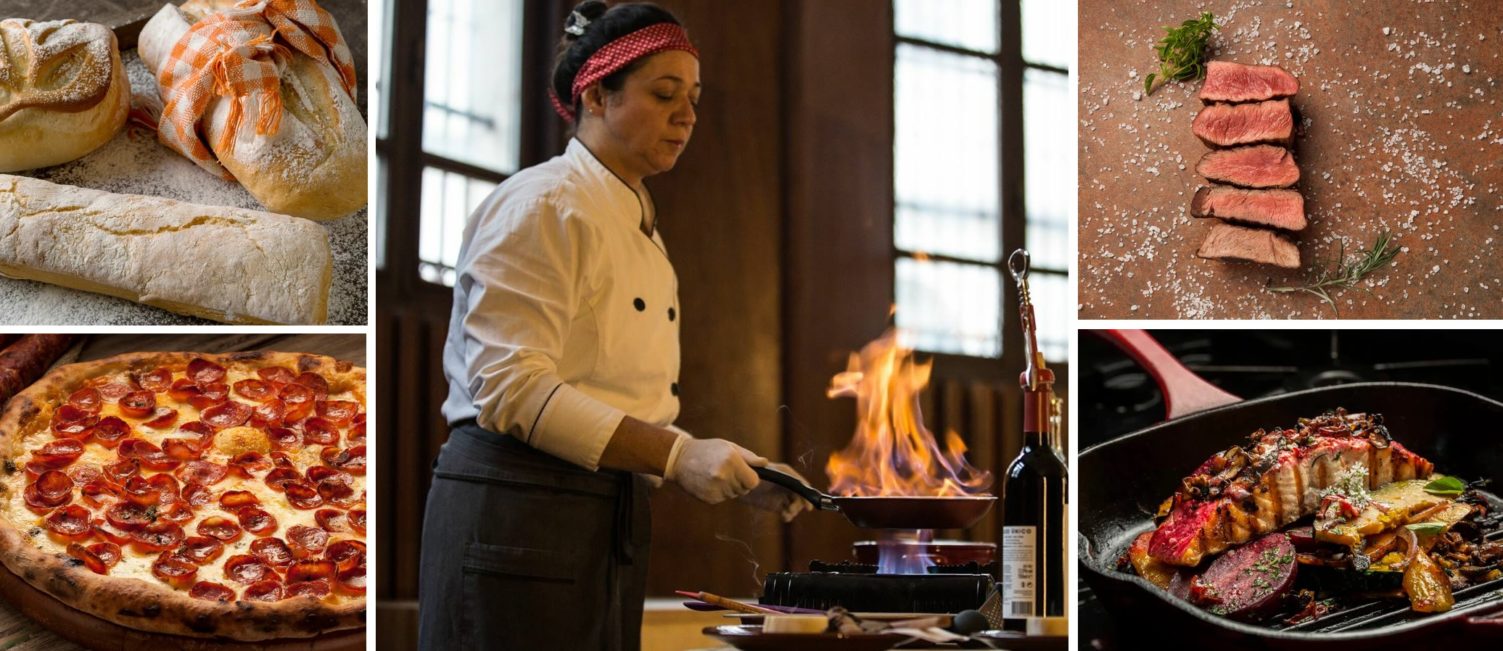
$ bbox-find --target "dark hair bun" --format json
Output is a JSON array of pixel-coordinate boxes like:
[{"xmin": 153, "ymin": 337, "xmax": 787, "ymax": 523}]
[{"xmin": 552, "ymin": 2, "xmax": 685, "ymax": 118}]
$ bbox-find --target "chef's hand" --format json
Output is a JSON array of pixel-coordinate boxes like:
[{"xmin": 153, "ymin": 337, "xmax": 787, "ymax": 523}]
[
  {"xmin": 740, "ymin": 462, "xmax": 813, "ymax": 522},
  {"xmin": 667, "ymin": 437, "xmax": 766, "ymax": 504}
]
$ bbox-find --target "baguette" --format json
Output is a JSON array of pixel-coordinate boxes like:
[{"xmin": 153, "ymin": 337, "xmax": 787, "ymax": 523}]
[
  {"xmin": 139, "ymin": 1, "xmax": 366, "ymax": 221},
  {"xmin": 0, "ymin": 174, "xmax": 331, "ymax": 324},
  {"xmin": 0, "ymin": 19, "xmax": 130, "ymax": 173}
]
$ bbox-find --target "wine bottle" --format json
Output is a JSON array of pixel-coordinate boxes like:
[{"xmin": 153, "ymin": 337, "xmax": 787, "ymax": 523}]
[{"xmin": 1001, "ymin": 363, "xmax": 1067, "ymax": 630}]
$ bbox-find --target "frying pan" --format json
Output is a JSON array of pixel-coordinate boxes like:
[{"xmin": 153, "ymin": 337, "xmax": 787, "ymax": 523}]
[
  {"xmin": 1079, "ymin": 330, "xmax": 1503, "ymax": 648},
  {"xmin": 756, "ymin": 466, "xmax": 995, "ymax": 530}
]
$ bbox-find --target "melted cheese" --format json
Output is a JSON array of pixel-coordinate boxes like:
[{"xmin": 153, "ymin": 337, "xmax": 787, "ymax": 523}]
[{"xmin": 1, "ymin": 363, "xmax": 366, "ymax": 605}]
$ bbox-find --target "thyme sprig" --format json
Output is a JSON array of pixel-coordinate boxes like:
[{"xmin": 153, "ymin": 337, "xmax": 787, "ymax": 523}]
[
  {"xmin": 1268, "ymin": 231, "xmax": 1401, "ymax": 316},
  {"xmin": 1144, "ymin": 12, "xmax": 1219, "ymax": 95}
]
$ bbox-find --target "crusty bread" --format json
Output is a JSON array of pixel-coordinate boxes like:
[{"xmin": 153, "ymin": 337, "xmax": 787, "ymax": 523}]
[
  {"xmin": 0, "ymin": 19, "xmax": 130, "ymax": 173},
  {"xmin": 0, "ymin": 174, "xmax": 332, "ymax": 324},
  {"xmin": 139, "ymin": 2, "xmax": 367, "ymax": 221}
]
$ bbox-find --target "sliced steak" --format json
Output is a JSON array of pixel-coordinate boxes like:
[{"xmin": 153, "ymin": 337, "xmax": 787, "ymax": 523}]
[
  {"xmin": 1198, "ymin": 61, "xmax": 1299, "ymax": 103},
  {"xmin": 1196, "ymin": 222, "xmax": 1301, "ymax": 269},
  {"xmin": 1190, "ymin": 186, "xmax": 1307, "ymax": 231},
  {"xmin": 1196, "ymin": 145, "xmax": 1300, "ymax": 188},
  {"xmin": 1191, "ymin": 99, "xmax": 1294, "ymax": 147}
]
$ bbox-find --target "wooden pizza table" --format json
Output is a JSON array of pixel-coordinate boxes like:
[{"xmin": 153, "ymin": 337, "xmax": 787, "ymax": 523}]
[
  {"xmin": 1078, "ymin": 0, "xmax": 1503, "ymax": 319},
  {"xmin": 0, "ymin": 333, "xmax": 366, "ymax": 650}
]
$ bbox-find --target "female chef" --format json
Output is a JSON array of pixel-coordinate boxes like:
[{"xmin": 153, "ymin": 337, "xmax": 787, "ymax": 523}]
[{"xmin": 418, "ymin": 2, "xmax": 810, "ymax": 649}]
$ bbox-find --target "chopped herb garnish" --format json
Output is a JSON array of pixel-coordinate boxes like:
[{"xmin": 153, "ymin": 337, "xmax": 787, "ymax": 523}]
[
  {"xmin": 1144, "ymin": 12, "xmax": 1219, "ymax": 95},
  {"xmin": 2, "ymin": 459, "xmax": 14, "ymax": 474},
  {"xmin": 1423, "ymin": 475, "xmax": 1465, "ymax": 497}
]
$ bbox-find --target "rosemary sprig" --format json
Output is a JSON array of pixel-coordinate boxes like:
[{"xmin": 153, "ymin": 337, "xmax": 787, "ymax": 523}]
[
  {"xmin": 1267, "ymin": 231, "xmax": 1401, "ymax": 316},
  {"xmin": 1144, "ymin": 12, "xmax": 1219, "ymax": 96}
]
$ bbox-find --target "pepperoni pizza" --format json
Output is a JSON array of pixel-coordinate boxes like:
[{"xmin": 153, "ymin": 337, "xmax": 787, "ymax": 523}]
[{"xmin": 0, "ymin": 351, "xmax": 365, "ymax": 640}]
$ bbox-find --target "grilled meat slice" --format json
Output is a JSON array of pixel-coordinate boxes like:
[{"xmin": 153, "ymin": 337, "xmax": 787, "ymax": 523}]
[
  {"xmin": 1199, "ymin": 61, "xmax": 1300, "ymax": 103},
  {"xmin": 1196, "ymin": 145, "xmax": 1300, "ymax": 189},
  {"xmin": 1192, "ymin": 99, "xmax": 1295, "ymax": 148},
  {"xmin": 1148, "ymin": 410, "xmax": 1435, "ymax": 567},
  {"xmin": 1191, "ymin": 186, "xmax": 1307, "ymax": 231},
  {"xmin": 1196, "ymin": 222, "xmax": 1301, "ymax": 269}
]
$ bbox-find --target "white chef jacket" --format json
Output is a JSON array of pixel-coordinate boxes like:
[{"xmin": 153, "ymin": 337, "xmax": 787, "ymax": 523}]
[{"xmin": 441, "ymin": 138, "xmax": 683, "ymax": 471}]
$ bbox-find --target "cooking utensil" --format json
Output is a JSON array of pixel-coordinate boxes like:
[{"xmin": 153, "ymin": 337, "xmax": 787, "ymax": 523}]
[
  {"xmin": 755, "ymin": 466, "xmax": 995, "ymax": 530},
  {"xmin": 1078, "ymin": 329, "xmax": 1503, "ymax": 647},
  {"xmin": 701, "ymin": 626, "xmax": 906, "ymax": 651},
  {"xmin": 676, "ymin": 590, "xmax": 783, "ymax": 615}
]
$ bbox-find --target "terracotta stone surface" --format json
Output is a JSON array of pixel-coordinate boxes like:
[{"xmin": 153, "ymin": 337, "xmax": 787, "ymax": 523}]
[{"xmin": 1079, "ymin": 0, "xmax": 1503, "ymax": 319}]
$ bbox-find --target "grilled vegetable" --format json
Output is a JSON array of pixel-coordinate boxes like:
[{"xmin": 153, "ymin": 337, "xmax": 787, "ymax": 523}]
[
  {"xmin": 1191, "ymin": 533, "xmax": 1298, "ymax": 619},
  {"xmin": 1403, "ymin": 547, "xmax": 1455, "ymax": 613},
  {"xmin": 1316, "ymin": 480, "xmax": 1442, "ymax": 546},
  {"xmin": 1128, "ymin": 531, "xmax": 1178, "ymax": 589}
]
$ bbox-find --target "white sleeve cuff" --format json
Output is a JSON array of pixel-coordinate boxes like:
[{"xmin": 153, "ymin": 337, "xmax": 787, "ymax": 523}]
[{"xmin": 529, "ymin": 382, "xmax": 627, "ymax": 471}]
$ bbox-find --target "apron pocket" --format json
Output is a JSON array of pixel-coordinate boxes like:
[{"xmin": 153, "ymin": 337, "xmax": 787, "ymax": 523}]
[{"xmin": 459, "ymin": 542, "xmax": 589, "ymax": 648}]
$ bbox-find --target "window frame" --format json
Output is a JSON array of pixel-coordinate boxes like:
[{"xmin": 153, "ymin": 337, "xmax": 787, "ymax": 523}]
[{"xmin": 891, "ymin": 0, "xmax": 1068, "ymax": 366}]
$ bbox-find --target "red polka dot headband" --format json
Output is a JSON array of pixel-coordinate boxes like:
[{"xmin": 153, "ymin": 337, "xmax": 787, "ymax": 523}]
[{"xmin": 550, "ymin": 22, "xmax": 699, "ymax": 123}]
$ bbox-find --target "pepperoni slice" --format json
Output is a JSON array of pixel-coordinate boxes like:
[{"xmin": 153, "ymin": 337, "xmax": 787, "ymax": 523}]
[
  {"xmin": 148, "ymin": 474, "xmax": 181, "ymax": 504},
  {"xmin": 251, "ymin": 537, "xmax": 295, "ymax": 568},
  {"xmin": 316, "ymin": 476, "xmax": 355, "ymax": 503},
  {"xmin": 177, "ymin": 460, "xmax": 229, "ymax": 486},
  {"xmin": 168, "ymin": 378, "xmax": 201, "ymax": 403},
  {"xmin": 157, "ymin": 503, "xmax": 195, "ymax": 524},
  {"xmin": 305, "ymin": 466, "xmax": 344, "ymax": 484},
  {"xmin": 197, "ymin": 516, "xmax": 243, "ymax": 542},
  {"xmin": 325, "ymin": 540, "xmax": 366, "ymax": 572},
  {"xmin": 136, "ymin": 368, "xmax": 173, "ymax": 392},
  {"xmin": 51, "ymin": 410, "xmax": 96, "ymax": 439},
  {"xmin": 24, "ymin": 470, "xmax": 74, "ymax": 511},
  {"xmin": 119, "ymin": 391, "xmax": 157, "ymax": 418},
  {"xmin": 92, "ymin": 521, "xmax": 132, "ymax": 546},
  {"xmin": 89, "ymin": 542, "xmax": 122, "ymax": 567},
  {"xmin": 188, "ymin": 358, "xmax": 227, "ymax": 386},
  {"xmin": 105, "ymin": 501, "xmax": 151, "ymax": 531},
  {"xmin": 67, "ymin": 542, "xmax": 108, "ymax": 574},
  {"xmin": 279, "ymin": 384, "xmax": 315, "ymax": 422},
  {"xmin": 267, "ymin": 426, "xmax": 299, "ymax": 449},
  {"xmin": 97, "ymin": 382, "xmax": 133, "ymax": 402},
  {"xmin": 68, "ymin": 464, "xmax": 101, "ymax": 486},
  {"xmin": 143, "ymin": 408, "xmax": 180, "ymax": 429},
  {"xmin": 119, "ymin": 439, "xmax": 179, "ymax": 472},
  {"xmin": 294, "ymin": 372, "xmax": 330, "ymax": 398},
  {"xmin": 161, "ymin": 437, "xmax": 203, "ymax": 461},
  {"xmin": 67, "ymin": 388, "xmax": 102, "ymax": 413},
  {"xmin": 283, "ymin": 482, "xmax": 323, "ymax": 510},
  {"xmin": 335, "ymin": 565, "xmax": 366, "ymax": 595},
  {"xmin": 347, "ymin": 420, "xmax": 366, "ymax": 446},
  {"xmin": 233, "ymin": 379, "xmax": 274, "ymax": 400},
  {"xmin": 236, "ymin": 506, "xmax": 278, "ymax": 535},
  {"xmin": 104, "ymin": 459, "xmax": 139, "ymax": 483},
  {"xmin": 189, "ymin": 382, "xmax": 229, "ymax": 411},
  {"xmin": 230, "ymin": 451, "xmax": 273, "ymax": 478},
  {"xmin": 257, "ymin": 366, "xmax": 297, "ymax": 386},
  {"xmin": 224, "ymin": 554, "xmax": 276, "ymax": 584},
  {"xmin": 347, "ymin": 509, "xmax": 366, "ymax": 535},
  {"xmin": 219, "ymin": 490, "xmax": 260, "ymax": 508},
  {"xmin": 122, "ymin": 475, "xmax": 160, "ymax": 506},
  {"xmin": 182, "ymin": 481, "xmax": 211, "ymax": 507},
  {"xmin": 178, "ymin": 420, "xmax": 216, "ymax": 445},
  {"xmin": 202, "ymin": 401, "xmax": 253, "ymax": 431},
  {"xmin": 250, "ymin": 399, "xmax": 286, "ymax": 428},
  {"xmin": 45, "ymin": 505, "xmax": 92, "ymax": 538},
  {"xmin": 152, "ymin": 551, "xmax": 198, "ymax": 588},
  {"xmin": 264, "ymin": 468, "xmax": 303, "ymax": 492},
  {"xmin": 243, "ymin": 580, "xmax": 285, "ymax": 602},
  {"xmin": 130, "ymin": 521, "xmax": 185, "ymax": 552},
  {"xmin": 287, "ymin": 559, "xmax": 335, "ymax": 583},
  {"xmin": 316, "ymin": 400, "xmax": 360, "ymax": 425},
  {"xmin": 31, "ymin": 438, "xmax": 85, "ymax": 470},
  {"xmin": 302, "ymin": 418, "xmax": 339, "ymax": 445},
  {"xmin": 180, "ymin": 536, "xmax": 225, "ymax": 564},
  {"xmin": 287, "ymin": 525, "xmax": 329, "ymax": 558},
  {"xmin": 315, "ymin": 509, "xmax": 346, "ymax": 532},
  {"xmin": 285, "ymin": 580, "xmax": 331, "ymax": 598},
  {"xmin": 88, "ymin": 416, "xmax": 131, "ymax": 447},
  {"xmin": 329, "ymin": 446, "xmax": 367, "ymax": 476},
  {"xmin": 54, "ymin": 404, "xmax": 94, "ymax": 424},
  {"xmin": 189, "ymin": 581, "xmax": 236, "ymax": 603}
]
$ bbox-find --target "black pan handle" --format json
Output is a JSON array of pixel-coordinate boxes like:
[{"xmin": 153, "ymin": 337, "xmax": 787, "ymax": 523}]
[{"xmin": 754, "ymin": 466, "xmax": 840, "ymax": 512}]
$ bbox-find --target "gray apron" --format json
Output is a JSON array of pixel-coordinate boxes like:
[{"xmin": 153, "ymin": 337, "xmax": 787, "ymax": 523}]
[{"xmin": 417, "ymin": 421, "xmax": 652, "ymax": 650}]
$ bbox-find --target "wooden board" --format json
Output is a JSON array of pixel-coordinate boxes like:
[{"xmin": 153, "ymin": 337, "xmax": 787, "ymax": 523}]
[{"xmin": 0, "ymin": 333, "xmax": 366, "ymax": 650}]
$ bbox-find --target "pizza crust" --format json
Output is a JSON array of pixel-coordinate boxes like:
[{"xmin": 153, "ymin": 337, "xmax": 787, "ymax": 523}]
[{"xmin": 0, "ymin": 351, "xmax": 365, "ymax": 640}]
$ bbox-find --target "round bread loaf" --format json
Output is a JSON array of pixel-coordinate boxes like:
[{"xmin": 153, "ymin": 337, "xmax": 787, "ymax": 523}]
[{"xmin": 0, "ymin": 19, "xmax": 130, "ymax": 173}]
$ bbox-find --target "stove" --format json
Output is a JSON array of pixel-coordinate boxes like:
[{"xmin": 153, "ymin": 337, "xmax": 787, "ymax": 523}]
[
  {"xmin": 761, "ymin": 533, "xmax": 996, "ymax": 613},
  {"xmin": 1078, "ymin": 329, "xmax": 1503, "ymax": 650}
]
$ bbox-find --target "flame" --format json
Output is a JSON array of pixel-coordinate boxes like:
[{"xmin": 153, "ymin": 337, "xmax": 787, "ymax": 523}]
[{"xmin": 825, "ymin": 329, "xmax": 993, "ymax": 497}]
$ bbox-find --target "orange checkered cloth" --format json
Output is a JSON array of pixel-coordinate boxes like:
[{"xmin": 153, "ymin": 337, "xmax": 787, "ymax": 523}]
[{"xmin": 156, "ymin": 0, "xmax": 357, "ymax": 180}]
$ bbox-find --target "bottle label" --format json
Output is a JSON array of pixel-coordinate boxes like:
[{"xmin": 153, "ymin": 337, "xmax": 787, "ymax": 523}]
[{"xmin": 1001, "ymin": 525, "xmax": 1037, "ymax": 618}]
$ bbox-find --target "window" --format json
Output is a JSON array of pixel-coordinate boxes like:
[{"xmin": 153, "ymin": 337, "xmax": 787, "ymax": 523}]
[
  {"xmin": 374, "ymin": 0, "xmax": 524, "ymax": 286},
  {"xmin": 892, "ymin": 0, "xmax": 1072, "ymax": 362}
]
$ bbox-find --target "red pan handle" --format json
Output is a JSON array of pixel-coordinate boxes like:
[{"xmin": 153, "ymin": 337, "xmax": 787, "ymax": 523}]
[{"xmin": 1097, "ymin": 329, "xmax": 1242, "ymax": 420}]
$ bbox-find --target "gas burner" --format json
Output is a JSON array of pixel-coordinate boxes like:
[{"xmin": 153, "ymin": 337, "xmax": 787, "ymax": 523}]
[
  {"xmin": 808, "ymin": 559, "xmax": 994, "ymax": 576},
  {"xmin": 760, "ymin": 571, "xmax": 993, "ymax": 613}
]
